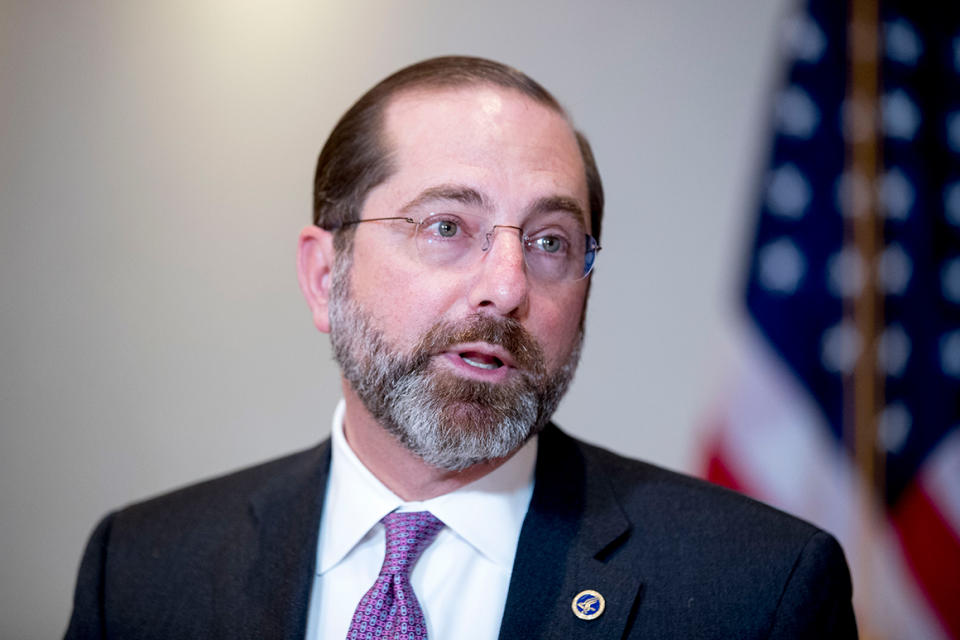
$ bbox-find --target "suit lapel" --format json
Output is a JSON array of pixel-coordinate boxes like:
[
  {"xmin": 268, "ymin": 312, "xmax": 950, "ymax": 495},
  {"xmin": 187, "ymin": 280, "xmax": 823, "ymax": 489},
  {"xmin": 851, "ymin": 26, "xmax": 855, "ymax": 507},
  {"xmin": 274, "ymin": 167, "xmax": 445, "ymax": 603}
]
[
  {"xmin": 238, "ymin": 440, "xmax": 331, "ymax": 640},
  {"xmin": 499, "ymin": 426, "xmax": 644, "ymax": 639}
]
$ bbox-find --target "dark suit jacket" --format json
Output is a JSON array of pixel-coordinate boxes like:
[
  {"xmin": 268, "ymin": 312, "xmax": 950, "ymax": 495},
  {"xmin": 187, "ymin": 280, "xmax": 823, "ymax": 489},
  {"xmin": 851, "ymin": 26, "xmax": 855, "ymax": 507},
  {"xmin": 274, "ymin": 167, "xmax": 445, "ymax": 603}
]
[{"xmin": 65, "ymin": 424, "xmax": 857, "ymax": 639}]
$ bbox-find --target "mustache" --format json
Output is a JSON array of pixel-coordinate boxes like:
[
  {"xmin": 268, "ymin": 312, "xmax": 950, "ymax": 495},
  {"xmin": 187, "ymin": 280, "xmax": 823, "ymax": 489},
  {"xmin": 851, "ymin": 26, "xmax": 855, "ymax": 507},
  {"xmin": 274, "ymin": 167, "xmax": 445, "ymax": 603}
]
[{"xmin": 411, "ymin": 314, "xmax": 546, "ymax": 376}]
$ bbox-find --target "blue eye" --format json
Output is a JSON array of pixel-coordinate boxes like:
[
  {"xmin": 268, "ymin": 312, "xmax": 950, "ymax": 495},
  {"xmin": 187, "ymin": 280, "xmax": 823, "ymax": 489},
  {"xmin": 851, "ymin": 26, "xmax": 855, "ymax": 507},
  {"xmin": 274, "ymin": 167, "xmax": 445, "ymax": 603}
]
[
  {"xmin": 530, "ymin": 233, "xmax": 570, "ymax": 256},
  {"xmin": 436, "ymin": 220, "xmax": 458, "ymax": 238},
  {"xmin": 534, "ymin": 235, "xmax": 564, "ymax": 254},
  {"xmin": 421, "ymin": 214, "xmax": 468, "ymax": 240}
]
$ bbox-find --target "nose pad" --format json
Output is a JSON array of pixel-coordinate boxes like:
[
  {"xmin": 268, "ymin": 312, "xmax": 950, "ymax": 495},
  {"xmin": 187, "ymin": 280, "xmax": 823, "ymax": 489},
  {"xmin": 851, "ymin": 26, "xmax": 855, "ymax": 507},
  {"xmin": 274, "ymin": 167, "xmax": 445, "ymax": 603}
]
[
  {"xmin": 481, "ymin": 231, "xmax": 493, "ymax": 253},
  {"xmin": 479, "ymin": 225, "xmax": 529, "ymax": 279},
  {"xmin": 482, "ymin": 225, "xmax": 525, "ymax": 254},
  {"xmin": 470, "ymin": 224, "xmax": 530, "ymax": 315}
]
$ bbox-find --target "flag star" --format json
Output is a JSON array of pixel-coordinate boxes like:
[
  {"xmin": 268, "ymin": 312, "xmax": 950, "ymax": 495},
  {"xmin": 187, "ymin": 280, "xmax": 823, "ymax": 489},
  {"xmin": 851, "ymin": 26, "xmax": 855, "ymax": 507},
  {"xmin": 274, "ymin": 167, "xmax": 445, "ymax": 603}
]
[
  {"xmin": 877, "ymin": 243, "xmax": 913, "ymax": 295},
  {"xmin": 781, "ymin": 13, "xmax": 826, "ymax": 63},
  {"xmin": 766, "ymin": 164, "xmax": 811, "ymax": 219},
  {"xmin": 879, "ymin": 167, "xmax": 915, "ymax": 220},
  {"xmin": 877, "ymin": 324, "xmax": 911, "ymax": 377},
  {"xmin": 885, "ymin": 19, "xmax": 923, "ymax": 66},
  {"xmin": 821, "ymin": 321, "xmax": 862, "ymax": 374},
  {"xmin": 882, "ymin": 90, "xmax": 921, "ymax": 140},
  {"xmin": 878, "ymin": 403, "xmax": 912, "ymax": 453},
  {"xmin": 940, "ymin": 330, "xmax": 960, "ymax": 378},
  {"xmin": 826, "ymin": 247, "xmax": 865, "ymax": 298},
  {"xmin": 942, "ymin": 257, "xmax": 960, "ymax": 304},
  {"xmin": 776, "ymin": 86, "xmax": 820, "ymax": 139},
  {"xmin": 945, "ymin": 182, "xmax": 960, "ymax": 227},
  {"xmin": 946, "ymin": 112, "xmax": 960, "ymax": 154},
  {"xmin": 758, "ymin": 238, "xmax": 806, "ymax": 294}
]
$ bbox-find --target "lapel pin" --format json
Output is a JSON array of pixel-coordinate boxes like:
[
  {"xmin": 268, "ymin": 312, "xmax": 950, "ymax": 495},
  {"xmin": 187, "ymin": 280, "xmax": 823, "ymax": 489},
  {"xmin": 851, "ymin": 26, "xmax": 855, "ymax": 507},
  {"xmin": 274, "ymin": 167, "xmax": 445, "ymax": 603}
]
[{"xmin": 572, "ymin": 589, "xmax": 605, "ymax": 620}]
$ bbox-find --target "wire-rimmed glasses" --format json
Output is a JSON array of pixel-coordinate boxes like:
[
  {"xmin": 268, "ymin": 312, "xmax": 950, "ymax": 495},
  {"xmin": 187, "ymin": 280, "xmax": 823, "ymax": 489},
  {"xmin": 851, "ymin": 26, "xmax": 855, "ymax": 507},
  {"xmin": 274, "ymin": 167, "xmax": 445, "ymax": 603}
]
[{"xmin": 335, "ymin": 211, "xmax": 601, "ymax": 282}]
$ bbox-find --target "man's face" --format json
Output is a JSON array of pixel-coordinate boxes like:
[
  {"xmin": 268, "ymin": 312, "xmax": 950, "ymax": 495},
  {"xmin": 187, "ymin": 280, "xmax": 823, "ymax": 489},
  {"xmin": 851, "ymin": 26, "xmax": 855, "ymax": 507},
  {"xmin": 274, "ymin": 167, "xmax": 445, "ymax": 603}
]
[{"xmin": 330, "ymin": 85, "xmax": 591, "ymax": 470}]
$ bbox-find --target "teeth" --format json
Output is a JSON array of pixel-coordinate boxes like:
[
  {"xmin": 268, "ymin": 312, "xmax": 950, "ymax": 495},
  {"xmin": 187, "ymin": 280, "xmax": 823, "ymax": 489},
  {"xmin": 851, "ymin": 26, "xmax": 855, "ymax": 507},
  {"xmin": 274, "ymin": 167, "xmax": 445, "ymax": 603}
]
[{"xmin": 461, "ymin": 355, "xmax": 500, "ymax": 370}]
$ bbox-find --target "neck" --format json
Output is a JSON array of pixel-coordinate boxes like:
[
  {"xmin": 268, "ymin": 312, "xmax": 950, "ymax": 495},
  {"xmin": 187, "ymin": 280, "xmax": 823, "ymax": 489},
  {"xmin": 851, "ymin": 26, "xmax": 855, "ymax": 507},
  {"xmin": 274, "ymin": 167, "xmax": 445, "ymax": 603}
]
[{"xmin": 339, "ymin": 380, "xmax": 510, "ymax": 501}]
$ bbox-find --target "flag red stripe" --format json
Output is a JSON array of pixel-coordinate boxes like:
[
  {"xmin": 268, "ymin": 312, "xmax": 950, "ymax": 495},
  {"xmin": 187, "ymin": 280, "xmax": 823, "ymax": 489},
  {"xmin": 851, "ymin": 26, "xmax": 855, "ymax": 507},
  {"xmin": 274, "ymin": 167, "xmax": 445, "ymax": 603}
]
[
  {"xmin": 891, "ymin": 480, "xmax": 960, "ymax": 639},
  {"xmin": 703, "ymin": 436, "xmax": 745, "ymax": 493}
]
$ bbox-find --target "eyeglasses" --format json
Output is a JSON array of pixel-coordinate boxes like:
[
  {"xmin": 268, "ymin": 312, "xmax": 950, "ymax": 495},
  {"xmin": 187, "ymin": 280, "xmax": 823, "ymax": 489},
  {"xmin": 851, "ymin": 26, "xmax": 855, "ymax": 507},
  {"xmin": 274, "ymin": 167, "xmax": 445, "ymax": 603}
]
[{"xmin": 336, "ymin": 211, "xmax": 601, "ymax": 282}]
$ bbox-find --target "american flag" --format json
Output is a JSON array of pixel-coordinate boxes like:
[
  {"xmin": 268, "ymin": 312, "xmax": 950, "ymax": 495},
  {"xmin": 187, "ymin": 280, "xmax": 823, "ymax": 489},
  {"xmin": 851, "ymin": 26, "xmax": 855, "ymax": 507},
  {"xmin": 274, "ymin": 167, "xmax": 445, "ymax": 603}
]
[{"xmin": 703, "ymin": 1, "xmax": 960, "ymax": 637}]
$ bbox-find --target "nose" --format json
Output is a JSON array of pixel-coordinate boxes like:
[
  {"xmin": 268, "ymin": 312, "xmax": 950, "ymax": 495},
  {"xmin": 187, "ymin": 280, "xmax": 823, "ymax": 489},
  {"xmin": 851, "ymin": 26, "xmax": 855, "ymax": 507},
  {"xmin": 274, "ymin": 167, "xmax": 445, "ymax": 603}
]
[{"xmin": 467, "ymin": 225, "xmax": 530, "ymax": 318}]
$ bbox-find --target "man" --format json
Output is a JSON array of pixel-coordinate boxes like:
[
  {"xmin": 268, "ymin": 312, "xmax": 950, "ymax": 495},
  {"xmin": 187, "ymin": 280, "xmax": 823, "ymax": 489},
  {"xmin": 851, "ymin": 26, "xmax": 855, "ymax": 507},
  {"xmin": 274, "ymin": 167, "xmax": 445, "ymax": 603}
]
[{"xmin": 65, "ymin": 56, "xmax": 857, "ymax": 639}]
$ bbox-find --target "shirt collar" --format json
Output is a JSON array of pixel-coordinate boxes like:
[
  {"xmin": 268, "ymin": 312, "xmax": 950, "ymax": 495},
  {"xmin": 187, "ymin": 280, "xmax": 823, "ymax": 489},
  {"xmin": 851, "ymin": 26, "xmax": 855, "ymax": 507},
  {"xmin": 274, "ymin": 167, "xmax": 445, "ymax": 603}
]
[{"xmin": 318, "ymin": 398, "xmax": 537, "ymax": 575}]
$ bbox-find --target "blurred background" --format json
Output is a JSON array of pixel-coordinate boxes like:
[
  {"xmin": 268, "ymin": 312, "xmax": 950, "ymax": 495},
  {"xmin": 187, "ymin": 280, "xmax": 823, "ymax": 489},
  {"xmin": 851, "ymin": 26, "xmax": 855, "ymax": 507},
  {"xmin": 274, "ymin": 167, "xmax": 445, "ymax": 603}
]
[{"xmin": 1, "ymin": 1, "xmax": 956, "ymax": 638}]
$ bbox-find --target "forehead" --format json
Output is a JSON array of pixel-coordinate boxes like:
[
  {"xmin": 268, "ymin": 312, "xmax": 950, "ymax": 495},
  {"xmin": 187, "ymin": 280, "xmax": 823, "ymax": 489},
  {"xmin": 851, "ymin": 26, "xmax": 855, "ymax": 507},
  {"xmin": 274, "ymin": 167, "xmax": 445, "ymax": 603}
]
[{"xmin": 374, "ymin": 85, "xmax": 589, "ymax": 221}]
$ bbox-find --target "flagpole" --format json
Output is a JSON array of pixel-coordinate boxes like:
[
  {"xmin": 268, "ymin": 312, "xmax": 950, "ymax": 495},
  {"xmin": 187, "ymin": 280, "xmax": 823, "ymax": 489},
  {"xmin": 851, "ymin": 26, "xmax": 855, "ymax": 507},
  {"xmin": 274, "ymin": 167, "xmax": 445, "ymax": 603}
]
[{"xmin": 846, "ymin": 0, "xmax": 885, "ymax": 637}]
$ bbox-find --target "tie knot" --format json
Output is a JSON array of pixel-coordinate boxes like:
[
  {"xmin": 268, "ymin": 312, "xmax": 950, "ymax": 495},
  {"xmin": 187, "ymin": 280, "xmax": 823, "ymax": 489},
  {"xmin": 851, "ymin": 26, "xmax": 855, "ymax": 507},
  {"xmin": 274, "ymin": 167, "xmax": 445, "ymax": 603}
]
[{"xmin": 380, "ymin": 511, "xmax": 444, "ymax": 577}]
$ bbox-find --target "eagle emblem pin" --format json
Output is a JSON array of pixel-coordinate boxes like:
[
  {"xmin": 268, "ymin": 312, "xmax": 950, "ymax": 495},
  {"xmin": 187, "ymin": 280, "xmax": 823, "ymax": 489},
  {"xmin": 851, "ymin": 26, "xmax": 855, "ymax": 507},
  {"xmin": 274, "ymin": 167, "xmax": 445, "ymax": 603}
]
[{"xmin": 572, "ymin": 589, "xmax": 605, "ymax": 620}]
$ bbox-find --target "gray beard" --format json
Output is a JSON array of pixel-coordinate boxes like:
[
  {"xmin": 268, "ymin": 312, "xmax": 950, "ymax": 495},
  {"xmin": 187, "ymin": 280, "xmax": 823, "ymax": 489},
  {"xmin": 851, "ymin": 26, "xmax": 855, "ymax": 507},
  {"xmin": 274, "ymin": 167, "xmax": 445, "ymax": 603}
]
[{"xmin": 327, "ymin": 256, "xmax": 582, "ymax": 472}]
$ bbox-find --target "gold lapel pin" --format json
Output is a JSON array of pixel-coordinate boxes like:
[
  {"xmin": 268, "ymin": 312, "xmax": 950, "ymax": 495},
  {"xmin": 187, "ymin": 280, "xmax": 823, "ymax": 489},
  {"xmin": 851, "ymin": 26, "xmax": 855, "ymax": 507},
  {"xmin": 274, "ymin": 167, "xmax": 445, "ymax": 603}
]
[{"xmin": 572, "ymin": 589, "xmax": 605, "ymax": 620}]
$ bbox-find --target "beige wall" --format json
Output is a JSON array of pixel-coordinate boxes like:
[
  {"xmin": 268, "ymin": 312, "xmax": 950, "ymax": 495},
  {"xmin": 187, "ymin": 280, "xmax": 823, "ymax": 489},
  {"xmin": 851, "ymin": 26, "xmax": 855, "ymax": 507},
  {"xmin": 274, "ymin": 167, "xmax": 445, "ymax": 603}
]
[{"xmin": 0, "ymin": 1, "xmax": 790, "ymax": 636}]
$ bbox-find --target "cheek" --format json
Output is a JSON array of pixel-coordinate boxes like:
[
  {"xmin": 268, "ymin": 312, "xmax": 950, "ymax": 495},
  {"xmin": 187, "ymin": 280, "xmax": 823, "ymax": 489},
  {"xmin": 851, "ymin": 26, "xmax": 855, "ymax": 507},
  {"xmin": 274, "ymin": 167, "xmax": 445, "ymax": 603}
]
[
  {"xmin": 351, "ymin": 248, "xmax": 459, "ymax": 346},
  {"xmin": 530, "ymin": 290, "xmax": 586, "ymax": 368}
]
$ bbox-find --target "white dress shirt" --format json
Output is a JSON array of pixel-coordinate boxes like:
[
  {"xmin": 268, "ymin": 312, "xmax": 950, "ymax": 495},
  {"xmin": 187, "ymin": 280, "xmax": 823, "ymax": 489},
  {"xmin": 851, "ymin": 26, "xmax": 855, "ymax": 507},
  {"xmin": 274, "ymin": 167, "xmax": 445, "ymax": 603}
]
[{"xmin": 305, "ymin": 399, "xmax": 537, "ymax": 639}]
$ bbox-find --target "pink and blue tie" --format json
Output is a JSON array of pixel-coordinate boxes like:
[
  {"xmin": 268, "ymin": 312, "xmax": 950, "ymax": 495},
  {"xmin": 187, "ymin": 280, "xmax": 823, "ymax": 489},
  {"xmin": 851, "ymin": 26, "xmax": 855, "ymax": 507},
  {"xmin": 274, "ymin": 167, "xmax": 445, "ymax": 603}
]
[{"xmin": 346, "ymin": 511, "xmax": 444, "ymax": 640}]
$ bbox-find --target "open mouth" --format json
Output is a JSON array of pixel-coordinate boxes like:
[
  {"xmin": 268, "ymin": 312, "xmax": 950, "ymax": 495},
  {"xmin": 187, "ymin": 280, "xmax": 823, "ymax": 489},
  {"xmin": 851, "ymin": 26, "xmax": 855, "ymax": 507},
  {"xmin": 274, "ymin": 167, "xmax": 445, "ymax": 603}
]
[{"xmin": 459, "ymin": 351, "xmax": 504, "ymax": 370}]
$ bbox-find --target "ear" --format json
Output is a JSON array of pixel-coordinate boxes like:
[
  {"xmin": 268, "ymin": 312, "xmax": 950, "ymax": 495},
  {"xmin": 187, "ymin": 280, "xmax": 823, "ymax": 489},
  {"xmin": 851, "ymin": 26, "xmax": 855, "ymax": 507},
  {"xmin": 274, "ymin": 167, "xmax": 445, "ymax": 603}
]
[{"xmin": 296, "ymin": 225, "xmax": 337, "ymax": 334}]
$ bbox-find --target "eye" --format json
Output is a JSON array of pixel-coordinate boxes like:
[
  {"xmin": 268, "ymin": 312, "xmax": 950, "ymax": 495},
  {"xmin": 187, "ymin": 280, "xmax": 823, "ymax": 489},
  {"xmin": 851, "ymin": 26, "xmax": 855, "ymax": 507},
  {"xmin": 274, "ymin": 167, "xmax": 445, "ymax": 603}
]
[
  {"xmin": 436, "ymin": 220, "xmax": 458, "ymax": 238},
  {"xmin": 533, "ymin": 235, "xmax": 565, "ymax": 254},
  {"xmin": 421, "ymin": 213, "xmax": 469, "ymax": 240}
]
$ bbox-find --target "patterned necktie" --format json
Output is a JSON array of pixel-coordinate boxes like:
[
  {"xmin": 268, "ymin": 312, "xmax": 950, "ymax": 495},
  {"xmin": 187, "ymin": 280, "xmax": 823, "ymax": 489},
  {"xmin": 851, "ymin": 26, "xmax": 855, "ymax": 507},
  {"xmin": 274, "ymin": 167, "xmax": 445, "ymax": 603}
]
[{"xmin": 346, "ymin": 511, "xmax": 444, "ymax": 640}]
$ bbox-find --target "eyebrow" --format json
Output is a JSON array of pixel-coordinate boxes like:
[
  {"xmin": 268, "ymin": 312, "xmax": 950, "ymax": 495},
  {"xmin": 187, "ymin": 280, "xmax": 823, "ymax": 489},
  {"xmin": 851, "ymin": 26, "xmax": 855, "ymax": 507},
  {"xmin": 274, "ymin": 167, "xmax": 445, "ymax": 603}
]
[
  {"xmin": 525, "ymin": 196, "xmax": 587, "ymax": 228},
  {"xmin": 399, "ymin": 184, "xmax": 491, "ymax": 213},
  {"xmin": 399, "ymin": 184, "xmax": 587, "ymax": 227}
]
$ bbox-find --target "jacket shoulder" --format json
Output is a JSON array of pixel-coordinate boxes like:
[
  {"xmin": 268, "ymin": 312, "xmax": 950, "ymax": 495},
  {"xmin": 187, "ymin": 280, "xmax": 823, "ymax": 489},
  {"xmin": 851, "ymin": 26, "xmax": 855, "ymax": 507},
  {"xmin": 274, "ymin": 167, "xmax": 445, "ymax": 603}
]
[
  {"xmin": 570, "ymin": 430, "xmax": 823, "ymax": 542},
  {"xmin": 65, "ymin": 441, "xmax": 331, "ymax": 639},
  {"xmin": 112, "ymin": 440, "xmax": 330, "ymax": 533},
  {"xmin": 536, "ymin": 427, "xmax": 856, "ymax": 638}
]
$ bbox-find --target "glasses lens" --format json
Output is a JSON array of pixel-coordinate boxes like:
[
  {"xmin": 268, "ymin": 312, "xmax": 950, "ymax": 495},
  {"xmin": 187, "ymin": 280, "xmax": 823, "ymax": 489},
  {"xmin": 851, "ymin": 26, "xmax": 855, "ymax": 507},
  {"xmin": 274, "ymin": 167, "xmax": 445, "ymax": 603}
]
[
  {"xmin": 415, "ymin": 212, "xmax": 483, "ymax": 267},
  {"xmin": 582, "ymin": 236, "xmax": 598, "ymax": 278},
  {"xmin": 414, "ymin": 212, "xmax": 597, "ymax": 282}
]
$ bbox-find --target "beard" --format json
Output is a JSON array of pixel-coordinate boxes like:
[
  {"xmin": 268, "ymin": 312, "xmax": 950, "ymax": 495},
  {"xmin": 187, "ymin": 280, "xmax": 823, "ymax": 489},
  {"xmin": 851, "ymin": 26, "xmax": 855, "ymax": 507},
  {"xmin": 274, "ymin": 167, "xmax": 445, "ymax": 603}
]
[{"xmin": 327, "ymin": 255, "xmax": 583, "ymax": 472}]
